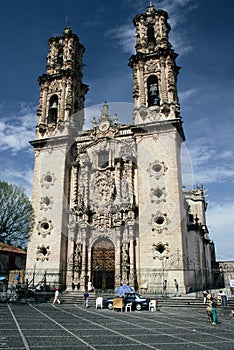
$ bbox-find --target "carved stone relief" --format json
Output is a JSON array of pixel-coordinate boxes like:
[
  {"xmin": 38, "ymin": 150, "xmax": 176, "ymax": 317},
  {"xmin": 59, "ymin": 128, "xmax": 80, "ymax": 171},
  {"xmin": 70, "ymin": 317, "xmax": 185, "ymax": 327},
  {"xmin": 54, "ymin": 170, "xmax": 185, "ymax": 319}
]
[
  {"xmin": 36, "ymin": 245, "xmax": 50, "ymax": 261},
  {"xmin": 92, "ymin": 171, "xmax": 116, "ymax": 206},
  {"xmin": 48, "ymin": 81, "xmax": 60, "ymax": 93},
  {"xmin": 92, "ymin": 212, "xmax": 112, "ymax": 231},
  {"xmin": 119, "ymin": 141, "xmax": 136, "ymax": 160},
  {"xmin": 40, "ymin": 196, "xmax": 53, "ymax": 210},
  {"xmin": 150, "ymin": 187, "xmax": 167, "ymax": 204},
  {"xmin": 145, "ymin": 61, "xmax": 156, "ymax": 74},
  {"xmin": 147, "ymin": 106, "xmax": 162, "ymax": 121},
  {"xmin": 152, "ymin": 241, "xmax": 170, "ymax": 260}
]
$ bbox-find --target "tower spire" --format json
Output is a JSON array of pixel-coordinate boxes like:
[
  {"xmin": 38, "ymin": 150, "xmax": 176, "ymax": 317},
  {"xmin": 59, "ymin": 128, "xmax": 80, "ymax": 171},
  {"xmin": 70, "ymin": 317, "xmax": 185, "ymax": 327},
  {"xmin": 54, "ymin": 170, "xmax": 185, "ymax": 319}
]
[
  {"xmin": 65, "ymin": 16, "xmax": 71, "ymax": 29},
  {"xmin": 36, "ymin": 27, "xmax": 88, "ymax": 139},
  {"xmin": 129, "ymin": 5, "xmax": 183, "ymax": 138}
]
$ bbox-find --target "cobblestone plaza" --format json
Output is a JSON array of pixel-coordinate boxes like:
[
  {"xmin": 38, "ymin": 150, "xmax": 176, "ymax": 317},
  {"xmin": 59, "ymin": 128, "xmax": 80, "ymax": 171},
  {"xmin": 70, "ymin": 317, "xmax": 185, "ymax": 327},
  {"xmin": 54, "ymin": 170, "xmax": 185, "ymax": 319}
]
[{"xmin": 1, "ymin": 303, "xmax": 233, "ymax": 349}]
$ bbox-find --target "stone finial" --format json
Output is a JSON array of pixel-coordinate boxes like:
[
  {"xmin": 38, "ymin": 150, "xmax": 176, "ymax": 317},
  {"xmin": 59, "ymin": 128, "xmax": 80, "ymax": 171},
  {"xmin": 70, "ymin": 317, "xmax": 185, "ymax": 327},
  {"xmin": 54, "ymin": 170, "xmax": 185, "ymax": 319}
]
[{"xmin": 100, "ymin": 102, "xmax": 110, "ymax": 123}]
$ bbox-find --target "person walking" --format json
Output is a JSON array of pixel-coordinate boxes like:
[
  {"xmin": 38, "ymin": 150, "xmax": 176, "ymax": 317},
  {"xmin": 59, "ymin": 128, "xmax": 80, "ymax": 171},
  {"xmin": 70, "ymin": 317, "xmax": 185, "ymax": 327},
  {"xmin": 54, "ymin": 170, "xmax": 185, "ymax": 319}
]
[
  {"xmin": 163, "ymin": 280, "xmax": 167, "ymax": 298},
  {"xmin": 203, "ymin": 290, "xmax": 208, "ymax": 304},
  {"xmin": 174, "ymin": 279, "xmax": 179, "ymax": 297},
  {"xmin": 211, "ymin": 297, "xmax": 218, "ymax": 325},
  {"xmin": 53, "ymin": 288, "xmax": 61, "ymax": 304},
  {"xmin": 83, "ymin": 290, "xmax": 89, "ymax": 307}
]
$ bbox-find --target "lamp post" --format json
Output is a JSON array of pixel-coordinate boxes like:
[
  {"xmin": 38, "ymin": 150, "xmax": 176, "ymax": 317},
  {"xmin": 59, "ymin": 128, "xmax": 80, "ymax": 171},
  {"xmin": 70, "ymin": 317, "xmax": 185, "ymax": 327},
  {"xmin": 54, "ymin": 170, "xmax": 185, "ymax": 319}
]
[
  {"xmin": 95, "ymin": 263, "xmax": 99, "ymax": 290},
  {"xmin": 32, "ymin": 263, "xmax": 36, "ymax": 288}
]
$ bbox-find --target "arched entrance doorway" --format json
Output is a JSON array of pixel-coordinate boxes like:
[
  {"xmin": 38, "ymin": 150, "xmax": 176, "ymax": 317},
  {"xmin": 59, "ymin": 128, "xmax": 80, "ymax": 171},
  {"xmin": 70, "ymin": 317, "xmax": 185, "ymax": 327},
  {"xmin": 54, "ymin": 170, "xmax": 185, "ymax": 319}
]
[{"xmin": 91, "ymin": 238, "xmax": 115, "ymax": 290}]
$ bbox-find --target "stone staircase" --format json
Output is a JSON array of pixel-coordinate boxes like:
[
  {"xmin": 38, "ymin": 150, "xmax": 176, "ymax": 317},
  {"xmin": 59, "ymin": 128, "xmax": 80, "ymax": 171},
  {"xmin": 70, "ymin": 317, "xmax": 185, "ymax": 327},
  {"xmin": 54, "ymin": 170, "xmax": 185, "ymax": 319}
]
[
  {"xmin": 17, "ymin": 290, "xmax": 234, "ymax": 312},
  {"xmin": 58, "ymin": 291, "xmax": 234, "ymax": 310},
  {"xmin": 60, "ymin": 291, "xmax": 97, "ymax": 305}
]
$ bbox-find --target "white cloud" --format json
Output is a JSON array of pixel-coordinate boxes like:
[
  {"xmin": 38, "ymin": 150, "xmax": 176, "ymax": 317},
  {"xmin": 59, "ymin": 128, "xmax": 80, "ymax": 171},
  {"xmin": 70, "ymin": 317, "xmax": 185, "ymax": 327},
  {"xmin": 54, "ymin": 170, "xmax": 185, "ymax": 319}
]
[
  {"xmin": 207, "ymin": 201, "xmax": 234, "ymax": 261},
  {"xmin": 0, "ymin": 165, "xmax": 33, "ymax": 198},
  {"xmin": 106, "ymin": 25, "xmax": 135, "ymax": 54},
  {"xmin": 107, "ymin": 0, "xmax": 196, "ymax": 56},
  {"xmin": 184, "ymin": 140, "xmax": 234, "ymax": 184},
  {"xmin": 0, "ymin": 122, "xmax": 34, "ymax": 153},
  {"xmin": 0, "ymin": 108, "xmax": 35, "ymax": 154},
  {"xmin": 179, "ymin": 89, "xmax": 197, "ymax": 103}
]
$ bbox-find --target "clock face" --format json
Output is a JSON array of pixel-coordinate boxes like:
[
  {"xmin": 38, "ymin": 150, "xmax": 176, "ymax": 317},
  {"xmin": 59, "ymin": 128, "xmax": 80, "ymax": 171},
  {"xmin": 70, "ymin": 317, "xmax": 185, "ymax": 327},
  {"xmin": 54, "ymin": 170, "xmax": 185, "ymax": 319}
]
[{"xmin": 99, "ymin": 121, "xmax": 110, "ymax": 132}]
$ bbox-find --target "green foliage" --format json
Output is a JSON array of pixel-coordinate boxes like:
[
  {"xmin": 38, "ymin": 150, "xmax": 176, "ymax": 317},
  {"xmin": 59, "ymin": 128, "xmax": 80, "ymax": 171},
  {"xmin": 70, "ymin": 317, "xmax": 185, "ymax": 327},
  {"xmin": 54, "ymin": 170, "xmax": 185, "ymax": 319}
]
[{"xmin": 0, "ymin": 181, "xmax": 33, "ymax": 247}]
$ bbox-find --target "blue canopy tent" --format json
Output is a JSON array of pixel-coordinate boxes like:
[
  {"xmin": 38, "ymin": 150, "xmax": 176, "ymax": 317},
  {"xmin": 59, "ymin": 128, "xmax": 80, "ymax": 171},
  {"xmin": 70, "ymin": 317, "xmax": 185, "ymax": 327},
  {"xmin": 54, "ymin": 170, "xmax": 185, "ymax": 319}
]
[{"xmin": 115, "ymin": 284, "xmax": 134, "ymax": 297}]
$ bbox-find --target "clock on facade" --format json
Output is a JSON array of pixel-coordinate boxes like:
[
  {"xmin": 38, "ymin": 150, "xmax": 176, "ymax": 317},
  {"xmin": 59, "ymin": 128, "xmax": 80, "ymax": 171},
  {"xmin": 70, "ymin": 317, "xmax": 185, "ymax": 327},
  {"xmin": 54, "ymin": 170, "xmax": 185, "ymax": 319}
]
[{"xmin": 99, "ymin": 120, "xmax": 110, "ymax": 132}]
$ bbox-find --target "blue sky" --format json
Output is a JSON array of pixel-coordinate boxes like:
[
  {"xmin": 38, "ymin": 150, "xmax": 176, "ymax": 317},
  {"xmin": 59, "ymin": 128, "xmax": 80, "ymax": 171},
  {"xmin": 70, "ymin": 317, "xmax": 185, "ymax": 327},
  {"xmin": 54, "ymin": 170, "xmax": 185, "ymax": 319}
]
[{"xmin": 0, "ymin": 0, "xmax": 233, "ymax": 261}]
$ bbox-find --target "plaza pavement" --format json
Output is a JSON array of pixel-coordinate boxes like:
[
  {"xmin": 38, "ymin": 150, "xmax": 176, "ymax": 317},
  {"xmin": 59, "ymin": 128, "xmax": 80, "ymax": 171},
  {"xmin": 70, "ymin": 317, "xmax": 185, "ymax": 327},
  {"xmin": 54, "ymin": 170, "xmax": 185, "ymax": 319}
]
[{"xmin": 0, "ymin": 302, "xmax": 233, "ymax": 350}]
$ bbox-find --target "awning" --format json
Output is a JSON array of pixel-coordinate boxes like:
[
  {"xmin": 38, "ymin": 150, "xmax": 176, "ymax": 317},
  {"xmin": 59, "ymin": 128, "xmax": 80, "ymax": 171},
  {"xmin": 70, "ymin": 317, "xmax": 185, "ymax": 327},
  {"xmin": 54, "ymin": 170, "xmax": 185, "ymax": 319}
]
[{"xmin": 0, "ymin": 276, "xmax": 7, "ymax": 281}]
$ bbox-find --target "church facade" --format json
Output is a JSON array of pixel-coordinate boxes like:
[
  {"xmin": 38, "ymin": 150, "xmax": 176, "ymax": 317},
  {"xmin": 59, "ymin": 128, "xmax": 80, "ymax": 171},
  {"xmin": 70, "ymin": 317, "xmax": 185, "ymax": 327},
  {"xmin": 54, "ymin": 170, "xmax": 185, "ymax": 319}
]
[{"xmin": 26, "ymin": 4, "xmax": 217, "ymax": 294}]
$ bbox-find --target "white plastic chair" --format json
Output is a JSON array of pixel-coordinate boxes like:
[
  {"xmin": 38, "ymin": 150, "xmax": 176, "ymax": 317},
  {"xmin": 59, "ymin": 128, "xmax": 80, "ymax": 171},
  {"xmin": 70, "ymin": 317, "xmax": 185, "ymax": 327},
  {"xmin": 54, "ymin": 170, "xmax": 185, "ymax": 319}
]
[
  {"xmin": 149, "ymin": 300, "xmax": 157, "ymax": 311},
  {"xmin": 96, "ymin": 296, "xmax": 103, "ymax": 309},
  {"xmin": 125, "ymin": 302, "xmax": 132, "ymax": 312}
]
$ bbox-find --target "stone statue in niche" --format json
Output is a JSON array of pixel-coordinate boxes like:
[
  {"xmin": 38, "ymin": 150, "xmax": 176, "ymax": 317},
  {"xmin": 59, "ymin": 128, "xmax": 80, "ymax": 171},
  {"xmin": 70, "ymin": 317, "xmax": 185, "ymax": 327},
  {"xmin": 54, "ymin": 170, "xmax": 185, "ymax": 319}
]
[
  {"xmin": 74, "ymin": 243, "xmax": 82, "ymax": 273},
  {"xmin": 77, "ymin": 193, "xmax": 85, "ymax": 214},
  {"xmin": 66, "ymin": 91, "xmax": 73, "ymax": 109},
  {"xmin": 121, "ymin": 176, "xmax": 130, "ymax": 202},
  {"xmin": 122, "ymin": 248, "xmax": 129, "ymax": 265}
]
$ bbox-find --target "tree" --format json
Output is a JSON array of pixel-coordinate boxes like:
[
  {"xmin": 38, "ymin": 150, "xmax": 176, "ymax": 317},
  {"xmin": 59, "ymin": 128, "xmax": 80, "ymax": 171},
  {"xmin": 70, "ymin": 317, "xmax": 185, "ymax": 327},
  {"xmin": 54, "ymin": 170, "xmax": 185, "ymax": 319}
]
[{"xmin": 0, "ymin": 181, "xmax": 33, "ymax": 247}]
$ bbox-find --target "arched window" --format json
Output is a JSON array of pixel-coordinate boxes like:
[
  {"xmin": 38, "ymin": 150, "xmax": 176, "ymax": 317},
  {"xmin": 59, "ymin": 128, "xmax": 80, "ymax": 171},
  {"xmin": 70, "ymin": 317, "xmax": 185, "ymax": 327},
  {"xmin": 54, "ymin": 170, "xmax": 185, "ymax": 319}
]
[
  {"xmin": 147, "ymin": 75, "xmax": 160, "ymax": 107},
  {"xmin": 98, "ymin": 150, "xmax": 109, "ymax": 169},
  {"xmin": 57, "ymin": 48, "xmax": 63, "ymax": 66},
  {"xmin": 147, "ymin": 26, "xmax": 156, "ymax": 46},
  {"xmin": 47, "ymin": 95, "xmax": 58, "ymax": 124}
]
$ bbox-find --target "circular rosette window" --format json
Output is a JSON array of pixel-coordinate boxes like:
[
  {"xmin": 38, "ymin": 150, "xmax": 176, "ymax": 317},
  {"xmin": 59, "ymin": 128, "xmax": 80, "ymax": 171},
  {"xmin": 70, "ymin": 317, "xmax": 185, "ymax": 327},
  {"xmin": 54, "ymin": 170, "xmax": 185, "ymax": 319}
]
[
  {"xmin": 150, "ymin": 211, "xmax": 170, "ymax": 234},
  {"xmin": 41, "ymin": 171, "xmax": 56, "ymax": 189},
  {"xmin": 37, "ymin": 218, "xmax": 53, "ymax": 238},
  {"xmin": 147, "ymin": 160, "xmax": 168, "ymax": 180}
]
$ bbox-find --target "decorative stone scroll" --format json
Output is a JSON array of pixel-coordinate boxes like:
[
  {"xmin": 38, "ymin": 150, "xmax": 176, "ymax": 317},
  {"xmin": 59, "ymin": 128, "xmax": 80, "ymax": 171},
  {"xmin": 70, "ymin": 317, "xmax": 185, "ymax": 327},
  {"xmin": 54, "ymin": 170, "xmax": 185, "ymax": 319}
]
[
  {"xmin": 150, "ymin": 186, "xmax": 167, "ymax": 204},
  {"xmin": 40, "ymin": 196, "xmax": 53, "ymax": 210},
  {"xmin": 152, "ymin": 241, "xmax": 170, "ymax": 260}
]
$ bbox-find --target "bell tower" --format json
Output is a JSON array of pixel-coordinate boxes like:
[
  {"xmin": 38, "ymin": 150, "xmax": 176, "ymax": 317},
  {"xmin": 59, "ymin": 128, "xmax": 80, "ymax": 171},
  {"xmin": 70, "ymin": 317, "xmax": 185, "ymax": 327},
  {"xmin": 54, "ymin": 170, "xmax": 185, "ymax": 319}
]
[
  {"xmin": 129, "ymin": 5, "xmax": 188, "ymax": 293},
  {"xmin": 129, "ymin": 4, "xmax": 181, "ymax": 126},
  {"xmin": 26, "ymin": 27, "xmax": 88, "ymax": 289},
  {"xmin": 36, "ymin": 26, "xmax": 88, "ymax": 138}
]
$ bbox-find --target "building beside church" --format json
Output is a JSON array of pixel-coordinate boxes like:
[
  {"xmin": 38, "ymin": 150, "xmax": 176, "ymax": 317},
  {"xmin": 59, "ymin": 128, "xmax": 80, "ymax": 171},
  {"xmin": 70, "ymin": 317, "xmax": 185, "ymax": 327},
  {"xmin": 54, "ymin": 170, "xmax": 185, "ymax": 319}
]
[
  {"xmin": 0, "ymin": 242, "xmax": 26, "ymax": 289},
  {"xmin": 26, "ymin": 4, "xmax": 220, "ymax": 294}
]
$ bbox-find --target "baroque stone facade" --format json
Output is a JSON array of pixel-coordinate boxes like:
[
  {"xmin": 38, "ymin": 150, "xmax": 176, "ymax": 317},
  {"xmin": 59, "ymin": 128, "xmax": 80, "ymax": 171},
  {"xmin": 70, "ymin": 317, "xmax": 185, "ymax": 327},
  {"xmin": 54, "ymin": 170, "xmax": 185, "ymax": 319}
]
[{"xmin": 26, "ymin": 5, "xmax": 218, "ymax": 294}]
